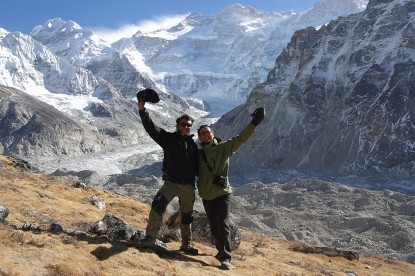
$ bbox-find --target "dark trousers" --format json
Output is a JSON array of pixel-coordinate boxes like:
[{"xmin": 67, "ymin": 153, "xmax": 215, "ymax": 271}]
[{"xmin": 202, "ymin": 193, "xmax": 231, "ymax": 261}]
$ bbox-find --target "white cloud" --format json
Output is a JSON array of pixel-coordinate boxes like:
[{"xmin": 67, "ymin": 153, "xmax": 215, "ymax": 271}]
[
  {"xmin": 93, "ymin": 14, "xmax": 189, "ymax": 43},
  {"xmin": 93, "ymin": 24, "xmax": 139, "ymax": 43}
]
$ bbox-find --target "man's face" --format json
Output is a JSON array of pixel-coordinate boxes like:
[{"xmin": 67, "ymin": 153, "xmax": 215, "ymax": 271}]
[
  {"xmin": 198, "ymin": 126, "xmax": 214, "ymax": 143},
  {"xmin": 177, "ymin": 119, "xmax": 193, "ymax": 136}
]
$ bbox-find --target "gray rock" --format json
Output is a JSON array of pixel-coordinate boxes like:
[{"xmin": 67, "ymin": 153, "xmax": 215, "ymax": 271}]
[
  {"xmin": 49, "ymin": 223, "xmax": 64, "ymax": 234},
  {"xmin": 93, "ymin": 213, "xmax": 135, "ymax": 241},
  {"xmin": 91, "ymin": 195, "xmax": 106, "ymax": 210},
  {"xmin": 0, "ymin": 205, "xmax": 9, "ymax": 222}
]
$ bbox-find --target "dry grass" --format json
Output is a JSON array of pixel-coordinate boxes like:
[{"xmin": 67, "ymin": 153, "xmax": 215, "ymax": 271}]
[{"xmin": 1, "ymin": 155, "xmax": 414, "ymax": 275}]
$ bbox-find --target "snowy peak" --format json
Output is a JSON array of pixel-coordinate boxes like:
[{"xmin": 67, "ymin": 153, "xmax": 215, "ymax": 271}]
[
  {"xmin": 219, "ymin": 3, "xmax": 295, "ymax": 21},
  {"xmin": 31, "ymin": 18, "xmax": 111, "ymax": 66},
  {"xmin": 175, "ymin": 12, "xmax": 211, "ymax": 29},
  {"xmin": 296, "ymin": 0, "xmax": 367, "ymax": 28},
  {"xmin": 215, "ymin": 4, "xmax": 292, "ymax": 32},
  {"xmin": 31, "ymin": 18, "xmax": 83, "ymax": 37},
  {"xmin": 0, "ymin": 28, "xmax": 9, "ymax": 38},
  {"xmin": 218, "ymin": 4, "xmax": 261, "ymax": 20},
  {"xmin": 308, "ymin": 0, "xmax": 368, "ymax": 12},
  {"xmin": 0, "ymin": 31, "xmax": 68, "ymax": 93}
]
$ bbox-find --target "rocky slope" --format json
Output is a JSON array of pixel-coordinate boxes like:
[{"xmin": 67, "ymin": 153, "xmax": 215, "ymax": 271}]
[
  {"xmin": 43, "ymin": 157, "xmax": 415, "ymax": 265},
  {"xmin": 0, "ymin": 84, "xmax": 148, "ymax": 162},
  {"xmin": 1, "ymin": 155, "xmax": 414, "ymax": 275}
]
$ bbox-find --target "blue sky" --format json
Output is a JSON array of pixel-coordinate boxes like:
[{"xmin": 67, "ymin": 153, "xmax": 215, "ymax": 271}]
[{"xmin": 1, "ymin": 0, "xmax": 321, "ymax": 42}]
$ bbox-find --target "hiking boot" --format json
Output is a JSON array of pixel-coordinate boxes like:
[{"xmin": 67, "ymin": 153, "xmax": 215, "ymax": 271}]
[
  {"xmin": 220, "ymin": 259, "xmax": 231, "ymax": 270},
  {"xmin": 179, "ymin": 244, "xmax": 199, "ymax": 255},
  {"xmin": 140, "ymin": 236, "xmax": 168, "ymax": 250}
]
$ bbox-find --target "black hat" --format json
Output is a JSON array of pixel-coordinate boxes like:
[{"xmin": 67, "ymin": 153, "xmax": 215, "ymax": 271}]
[{"xmin": 136, "ymin": 88, "xmax": 160, "ymax": 103}]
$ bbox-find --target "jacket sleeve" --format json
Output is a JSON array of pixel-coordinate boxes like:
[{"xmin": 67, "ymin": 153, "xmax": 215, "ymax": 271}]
[
  {"xmin": 222, "ymin": 123, "xmax": 256, "ymax": 158},
  {"xmin": 139, "ymin": 108, "xmax": 166, "ymax": 146}
]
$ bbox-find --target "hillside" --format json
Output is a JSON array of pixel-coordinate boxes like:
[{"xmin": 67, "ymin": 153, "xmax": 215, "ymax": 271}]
[{"xmin": 1, "ymin": 155, "xmax": 414, "ymax": 275}]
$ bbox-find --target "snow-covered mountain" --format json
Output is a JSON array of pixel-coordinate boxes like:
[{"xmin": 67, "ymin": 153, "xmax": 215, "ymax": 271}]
[
  {"xmin": 213, "ymin": 0, "xmax": 415, "ymax": 193},
  {"xmin": 0, "ymin": 19, "xmax": 203, "ymax": 120},
  {"xmin": 2, "ymin": 0, "xmax": 413, "ymax": 193},
  {"xmin": 0, "ymin": 15, "xmax": 209, "ymax": 164},
  {"xmin": 120, "ymin": 0, "xmax": 367, "ymax": 115},
  {"xmin": 0, "ymin": 0, "xmax": 368, "ymax": 168},
  {"xmin": 0, "ymin": 0, "xmax": 367, "ymax": 117}
]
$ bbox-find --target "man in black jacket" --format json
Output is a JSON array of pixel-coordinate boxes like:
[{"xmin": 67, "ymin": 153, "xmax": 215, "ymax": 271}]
[{"xmin": 137, "ymin": 96, "xmax": 199, "ymax": 254}]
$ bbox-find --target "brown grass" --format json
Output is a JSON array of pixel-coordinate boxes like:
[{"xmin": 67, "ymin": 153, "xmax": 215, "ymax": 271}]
[{"xmin": 1, "ymin": 155, "xmax": 414, "ymax": 275}]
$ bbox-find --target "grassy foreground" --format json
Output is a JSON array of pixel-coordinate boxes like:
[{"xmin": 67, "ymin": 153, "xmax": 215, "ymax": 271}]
[{"xmin": 1, "ymin": 155, "xmax": 414, "ymax": 275}]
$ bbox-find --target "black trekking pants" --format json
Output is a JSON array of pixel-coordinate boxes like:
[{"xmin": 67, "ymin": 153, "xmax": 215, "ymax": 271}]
[{"xmin": 202, "ymin": 193, "xmax": 231, "ymax": 261}]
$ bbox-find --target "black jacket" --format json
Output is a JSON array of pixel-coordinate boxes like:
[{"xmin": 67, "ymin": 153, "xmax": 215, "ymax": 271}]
[{"xmin": 139, "ymin": 109, "xmax": 198, "ymax": 185}]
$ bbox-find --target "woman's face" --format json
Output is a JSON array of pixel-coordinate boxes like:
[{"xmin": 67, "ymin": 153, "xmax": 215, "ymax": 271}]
[{"xmin": 198, "ymin": 126, "xmax": 214, "ymax": 143}]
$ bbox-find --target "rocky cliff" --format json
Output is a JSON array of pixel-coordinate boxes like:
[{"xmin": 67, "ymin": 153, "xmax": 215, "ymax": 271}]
[{"xmin": 214, "ymin": 0, "xmax": 415, "ymax": 182}]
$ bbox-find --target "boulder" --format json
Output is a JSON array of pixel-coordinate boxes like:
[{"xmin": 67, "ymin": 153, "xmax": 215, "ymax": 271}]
[
  {"xmin": 0, "ymin": 205, "xmax": 9, "ymax": 222},
  {"xmin": 92, "ymin": 213, "xmax": 135, "ymax": 241}
]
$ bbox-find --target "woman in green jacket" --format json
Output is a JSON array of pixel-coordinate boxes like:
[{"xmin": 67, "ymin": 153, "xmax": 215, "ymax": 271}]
[{"xmin": 197, "ymin": 107, "xmax": 265, "ymax": 270}]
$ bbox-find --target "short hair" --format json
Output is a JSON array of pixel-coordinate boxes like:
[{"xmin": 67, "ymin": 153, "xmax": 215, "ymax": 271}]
[
  {"xmin": 176, "ymin": 114, "xmax": 194, "ymax": 124},
  {"xmin": 197, "ymin": 124, "xmax": 210, "ymax": 136}
]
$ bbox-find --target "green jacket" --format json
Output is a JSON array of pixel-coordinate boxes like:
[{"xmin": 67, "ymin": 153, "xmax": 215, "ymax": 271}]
[{"xmin": 197, "ymin": 123, "xmax": 256, "ymax": 200}]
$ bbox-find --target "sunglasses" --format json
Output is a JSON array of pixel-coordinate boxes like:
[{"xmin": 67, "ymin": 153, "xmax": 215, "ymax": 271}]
[{"xmin": 178, "ymin": 122, "xmax": 192, "ymax": 127}]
